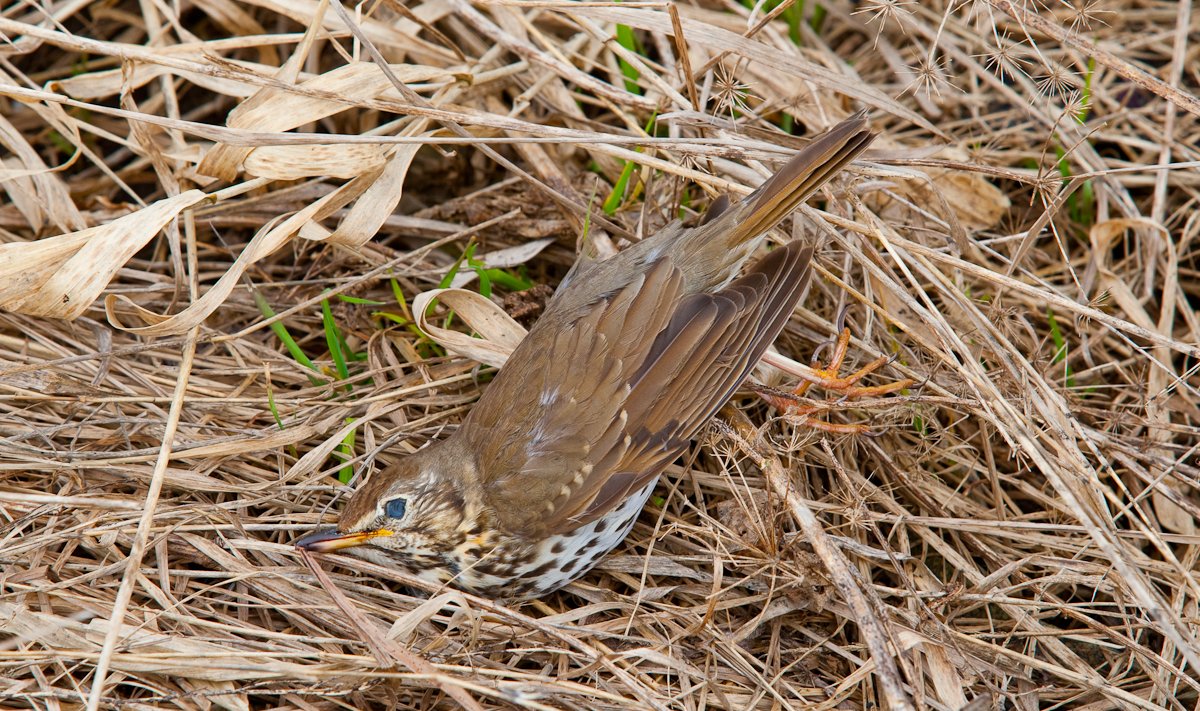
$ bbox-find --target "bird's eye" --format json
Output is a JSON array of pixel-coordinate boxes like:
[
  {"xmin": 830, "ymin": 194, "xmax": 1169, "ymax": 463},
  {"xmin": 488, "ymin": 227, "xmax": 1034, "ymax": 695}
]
[{"xmin": 384, "ymin": 497, "xmax": 407, "ymax": 520}]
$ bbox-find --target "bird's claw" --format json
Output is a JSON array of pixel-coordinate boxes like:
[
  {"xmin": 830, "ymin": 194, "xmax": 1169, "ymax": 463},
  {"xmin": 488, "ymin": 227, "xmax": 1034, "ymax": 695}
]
[{"xmin": 758, "ymin": 312, "xmax": 913, "ymax": 434}]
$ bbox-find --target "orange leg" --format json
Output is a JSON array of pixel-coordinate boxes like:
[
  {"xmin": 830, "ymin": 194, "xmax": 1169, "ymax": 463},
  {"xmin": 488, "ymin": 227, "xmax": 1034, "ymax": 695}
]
[
  {"xmin": 757, "ymin": 315, "xmax": 914, "ymax": 434},
  {"xmin": 752, "ymin": 384, "xmax": 879, "ymax": 434}
]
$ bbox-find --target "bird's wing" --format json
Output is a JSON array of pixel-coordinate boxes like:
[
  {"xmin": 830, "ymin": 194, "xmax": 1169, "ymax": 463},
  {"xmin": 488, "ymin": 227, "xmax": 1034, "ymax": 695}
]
[{"xmin": 464, "ymin": 241, "xmax": 812, "ymax": 536}]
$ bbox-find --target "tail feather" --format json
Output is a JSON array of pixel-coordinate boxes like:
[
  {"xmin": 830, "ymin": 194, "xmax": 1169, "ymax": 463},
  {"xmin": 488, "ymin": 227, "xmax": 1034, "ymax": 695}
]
[{"xmin": 710, "ymin": 111, "xmax": 875, "ymax": 252}]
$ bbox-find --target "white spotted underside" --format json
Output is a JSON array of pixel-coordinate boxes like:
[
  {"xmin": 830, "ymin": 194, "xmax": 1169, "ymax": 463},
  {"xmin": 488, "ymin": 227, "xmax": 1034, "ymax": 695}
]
[{"xmin": 458, "ymin": 479, "xmax": 657, "ymax": 598}]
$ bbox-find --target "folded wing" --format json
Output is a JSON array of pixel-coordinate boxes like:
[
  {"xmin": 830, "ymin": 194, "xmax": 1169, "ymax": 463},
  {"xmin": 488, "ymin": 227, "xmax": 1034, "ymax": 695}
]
[{"xmin": 466, "ymin": 242, "xmax": 812, "ymax": 536}]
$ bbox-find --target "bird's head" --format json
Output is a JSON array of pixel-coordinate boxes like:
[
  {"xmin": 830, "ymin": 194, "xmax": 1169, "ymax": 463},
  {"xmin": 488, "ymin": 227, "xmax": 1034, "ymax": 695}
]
[{"xmin": 295, "ymin": 442, "xmax": 477, "ymax": 577}]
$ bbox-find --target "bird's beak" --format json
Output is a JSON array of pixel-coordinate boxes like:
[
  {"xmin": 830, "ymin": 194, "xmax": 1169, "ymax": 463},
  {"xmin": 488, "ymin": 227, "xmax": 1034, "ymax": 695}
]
[{"xmin": 295, "ymin": 527, "xmax": 392, "ymax": 553}]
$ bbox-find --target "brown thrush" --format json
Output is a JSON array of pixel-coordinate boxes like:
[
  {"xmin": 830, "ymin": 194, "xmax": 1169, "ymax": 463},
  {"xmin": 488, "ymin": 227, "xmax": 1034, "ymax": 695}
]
[{"xmin": 297, "ymin": 113, "xmax": 875, "ymax": 600}]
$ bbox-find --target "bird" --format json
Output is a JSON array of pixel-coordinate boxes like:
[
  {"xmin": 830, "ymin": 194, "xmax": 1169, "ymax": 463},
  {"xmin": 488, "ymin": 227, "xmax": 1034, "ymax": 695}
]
[{"xmin": 296, "ymin": 112, "xmax": 876, "ymax": 601}]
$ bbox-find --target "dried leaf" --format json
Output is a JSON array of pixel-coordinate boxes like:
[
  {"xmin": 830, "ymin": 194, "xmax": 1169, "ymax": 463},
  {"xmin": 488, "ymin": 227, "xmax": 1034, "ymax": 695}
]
[
  {"xmin": 199, "ymin": 62, "xmax": 452, "ymax": 181},
  {"xmin": 243, "ymin": 143, "xmax": 389, "ymax": 180},
  {"xmin": 412, "ymin": 288, "xmax": 527, "ymax": 368},
  {"xmin": 0, "ymin": 191, "xmax": 209, "ymax": 319}
]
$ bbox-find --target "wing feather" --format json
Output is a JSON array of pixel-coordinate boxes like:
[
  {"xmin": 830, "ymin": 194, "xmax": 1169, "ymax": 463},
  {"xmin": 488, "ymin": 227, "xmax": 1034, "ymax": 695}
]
[
  {"xmin": 552, "ymin": 243, "xmax": 813, "ymax": 529},
  {"xmin": 464, "ymin": 241, "xmax": 813, "ymax": 537}
]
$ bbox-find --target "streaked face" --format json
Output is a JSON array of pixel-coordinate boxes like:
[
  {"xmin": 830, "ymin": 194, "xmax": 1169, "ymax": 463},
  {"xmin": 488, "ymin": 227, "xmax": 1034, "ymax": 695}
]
[{"xmin": 295, "ymin": 451, "xmax": 471, "ymax": 583}]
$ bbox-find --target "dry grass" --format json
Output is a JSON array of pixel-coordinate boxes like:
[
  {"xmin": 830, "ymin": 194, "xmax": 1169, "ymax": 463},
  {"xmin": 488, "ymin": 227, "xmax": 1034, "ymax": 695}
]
[{"xmin": 2, "ymin": 0, "xmax": 1199, "ymax": 709}]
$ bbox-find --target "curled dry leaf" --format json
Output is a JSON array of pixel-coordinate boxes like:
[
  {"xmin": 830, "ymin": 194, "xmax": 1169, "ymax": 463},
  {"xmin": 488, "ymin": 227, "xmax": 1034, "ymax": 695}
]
[
  {"xmin": 105, "ymin": 164, "xmax": 386, "ymax": 336},
  {"xmin": 3, "ymin": 60, "xmax": 439, "ymax": 332},
  {"xmin": 386, "ymin": 590, "xmax": 475, "ymax": 644},
  {"xmin": 243, "ymin": 143, "xmax": 390, "ymax": 180},
  {"xmin": 0, "ymin": 190, "xmax": 210, "ymax": 319},
  {"xmin": 198, "ymin": 62, "xmax": 453, "ymax": 181},
  {"xmin": 412, "ymin": 288, "xmax": 527, "ymax": 369},
  {"xmin": 0, "ymin": 112, "xmax": 86, "ymax": 234}
]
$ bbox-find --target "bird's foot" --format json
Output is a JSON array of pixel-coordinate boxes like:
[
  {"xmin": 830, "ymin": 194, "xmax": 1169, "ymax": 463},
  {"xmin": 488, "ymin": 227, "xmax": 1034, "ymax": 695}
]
[{"xmin": 754, "ymin": 311, "xmax": 913, "ymax": 434}]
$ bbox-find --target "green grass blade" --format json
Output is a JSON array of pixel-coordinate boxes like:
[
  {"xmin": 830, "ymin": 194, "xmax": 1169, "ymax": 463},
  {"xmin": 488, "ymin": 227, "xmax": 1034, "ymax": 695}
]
[
  {"xmin": 468, "ymin": 254, "xmax": 493, "ymax": 299},
  {"xmin": 437, "ymin": 242, "xmax": 477, "ymax": 290},
  {"xmin": 337, "ymin": 295, "xmax": 385, "ymax": 306},
  {"xmin": 320, "ymin": 295, "xmax": 352, "ymax": 388},
  {"xmin": 252, "ymin": 289, "xmax": 325, "ymax": 386},
  {"xmin": 336, "ymin": 418, "xmax": 356, "ymax": 484},
  {"xmin": 603, "ymin": 112, "xmax": 657, "ymax": 215},
  {"xmin": 266, "ymin": 379, "xmax": 285, "ymax": 430},
  {"xmin": 603, "ymin": 159, "xmax": 638, "ymax": 215},
  {"xmin": 485, "ymin": 268, "xmax": 533, "ymax": 291},
  {"xmin": 615, "ymin": 22, "xmax": 642, "ymax": 95},
  {"xmin": 1078, "ymin": 55, "xmax": 1096, "ymax": 124},
  {"xmin": 1046, "ymin": 308, "xmax": 1074, "ymax": 388}
]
